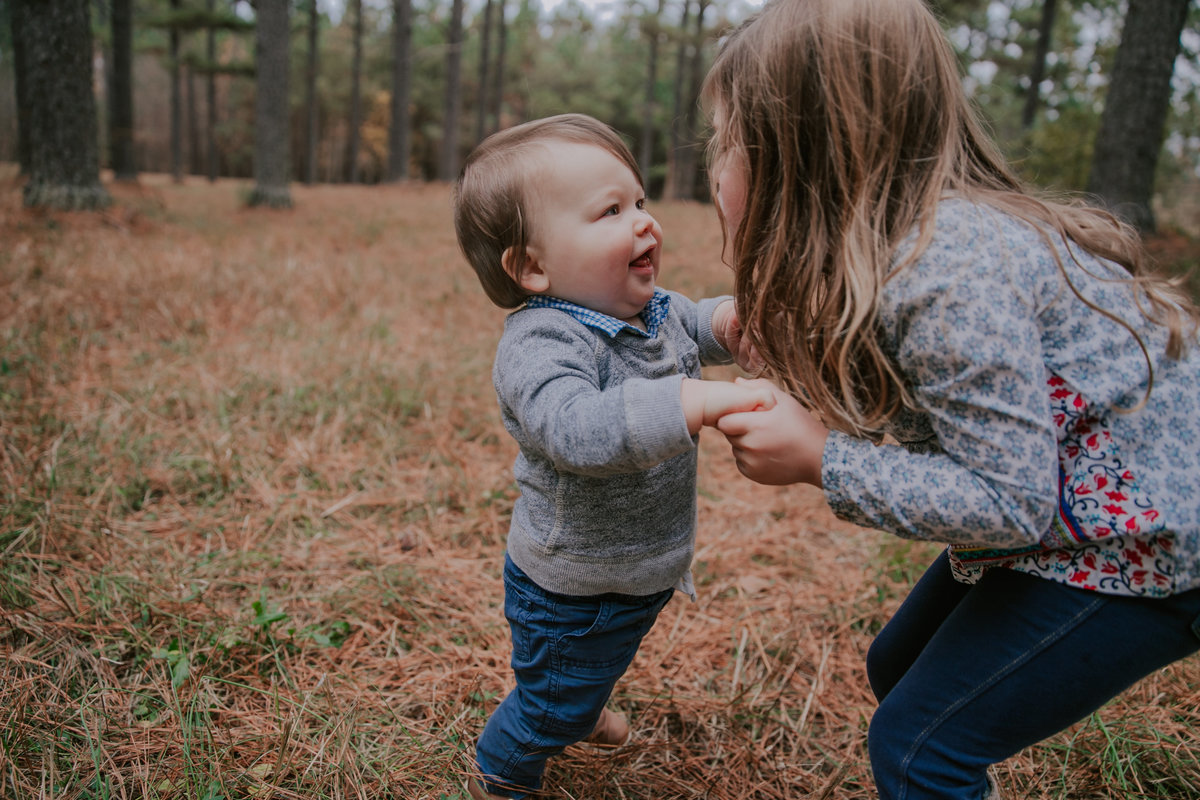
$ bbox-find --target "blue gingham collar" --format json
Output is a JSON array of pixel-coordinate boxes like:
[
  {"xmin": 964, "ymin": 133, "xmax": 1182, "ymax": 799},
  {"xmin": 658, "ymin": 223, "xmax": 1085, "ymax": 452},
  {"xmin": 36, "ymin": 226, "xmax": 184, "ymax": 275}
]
[{"xmin": 524, "ymin": 289, "xmax": 671, "ymax": 338}]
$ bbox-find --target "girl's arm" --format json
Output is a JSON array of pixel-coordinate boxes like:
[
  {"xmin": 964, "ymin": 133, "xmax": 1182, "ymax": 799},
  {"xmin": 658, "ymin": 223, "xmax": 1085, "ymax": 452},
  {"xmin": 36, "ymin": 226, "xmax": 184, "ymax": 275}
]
[{"xmin": 719, "ymin": 205, "xmax": 1063, "ymax": 550}]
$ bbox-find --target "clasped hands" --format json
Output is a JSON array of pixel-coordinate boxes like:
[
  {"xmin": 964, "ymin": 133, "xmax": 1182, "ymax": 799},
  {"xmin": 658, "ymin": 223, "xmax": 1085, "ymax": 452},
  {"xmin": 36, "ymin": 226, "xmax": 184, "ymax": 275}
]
[{"xmin": 701, "ymin": 300, "xmax": 828, "ymax": 488}]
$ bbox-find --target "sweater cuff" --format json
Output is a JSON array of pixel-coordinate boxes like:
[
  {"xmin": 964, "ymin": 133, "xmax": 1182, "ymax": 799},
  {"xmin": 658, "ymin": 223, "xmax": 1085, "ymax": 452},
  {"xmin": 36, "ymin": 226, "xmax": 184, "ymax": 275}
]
[
  {"xmin": 623, "ymin": 372, "xmax": 695, "ymax": 465},
  {"xmin": 696, "ymin": 296, "xmax": 735, "ymax": 366}
]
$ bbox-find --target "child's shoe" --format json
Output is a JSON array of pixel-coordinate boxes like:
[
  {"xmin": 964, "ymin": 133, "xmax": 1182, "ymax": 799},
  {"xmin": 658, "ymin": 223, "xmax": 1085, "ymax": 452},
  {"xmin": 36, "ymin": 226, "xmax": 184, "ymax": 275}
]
[
  {"xmin": 464, "ymin": 778, "xmax": 508, "ymax": 800},
  {"xmin": 583, "ymin": 707, "xmax": 630, "ymax": 746}
]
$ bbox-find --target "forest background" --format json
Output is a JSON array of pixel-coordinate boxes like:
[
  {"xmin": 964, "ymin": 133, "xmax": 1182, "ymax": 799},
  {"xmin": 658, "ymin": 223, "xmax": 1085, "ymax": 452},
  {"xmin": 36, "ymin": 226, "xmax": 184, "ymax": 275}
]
[
  {"xmin": 2, "ymin": 0, "xmax": 1200, "ymax": 228},
  {"xmin": 3, "ymin": 1, "xmax": 1200, "ymax": 799}
]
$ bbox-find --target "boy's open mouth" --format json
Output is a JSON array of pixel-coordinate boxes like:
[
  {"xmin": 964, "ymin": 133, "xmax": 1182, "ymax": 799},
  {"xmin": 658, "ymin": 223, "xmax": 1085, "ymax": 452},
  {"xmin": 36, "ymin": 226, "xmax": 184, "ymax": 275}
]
[{"xmin": 629, "ymin": 247, "xmax": 655, "ymax": 269}]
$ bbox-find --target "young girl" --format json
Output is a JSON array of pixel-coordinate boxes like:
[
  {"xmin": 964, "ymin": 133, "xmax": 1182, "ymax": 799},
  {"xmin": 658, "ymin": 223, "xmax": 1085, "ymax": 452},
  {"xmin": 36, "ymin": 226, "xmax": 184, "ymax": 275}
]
[{"xmin": 703, "ymin": 1, "xmax": 1200, "ymax": 798}]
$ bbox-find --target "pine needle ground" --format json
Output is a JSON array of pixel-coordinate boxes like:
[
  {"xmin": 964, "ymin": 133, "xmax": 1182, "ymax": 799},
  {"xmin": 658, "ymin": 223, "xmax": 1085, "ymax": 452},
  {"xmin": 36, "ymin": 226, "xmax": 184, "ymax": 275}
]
[{"xmin": 2, "ymin": 167, "xmax": 1197, "ymax": 799}]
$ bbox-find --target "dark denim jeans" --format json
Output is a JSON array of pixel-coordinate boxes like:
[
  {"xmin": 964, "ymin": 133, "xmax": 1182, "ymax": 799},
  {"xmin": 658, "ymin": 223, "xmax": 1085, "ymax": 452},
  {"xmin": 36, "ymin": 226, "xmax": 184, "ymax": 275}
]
[
  {"xmin": 867, "ymin": 550, "xmax": 1200, "ymax": 800},
  {"xmin": 474, "ymin": 555, "xmax": 673, "ymax": 798}
]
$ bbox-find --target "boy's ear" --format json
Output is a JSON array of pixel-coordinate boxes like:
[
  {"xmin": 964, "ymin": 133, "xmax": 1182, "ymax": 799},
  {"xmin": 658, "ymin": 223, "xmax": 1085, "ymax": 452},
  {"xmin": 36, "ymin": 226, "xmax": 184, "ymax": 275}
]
[{"xmin": 501, "ymin": 246, "xmax": 550, "ymax": 294}]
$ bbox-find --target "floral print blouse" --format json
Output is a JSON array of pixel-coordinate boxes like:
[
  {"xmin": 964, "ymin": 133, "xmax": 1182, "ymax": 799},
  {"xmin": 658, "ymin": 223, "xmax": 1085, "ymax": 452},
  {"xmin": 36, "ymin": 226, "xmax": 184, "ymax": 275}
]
[{"xmin": 821, "ymin": 199, "xmax": 1200, "ymax": 598}]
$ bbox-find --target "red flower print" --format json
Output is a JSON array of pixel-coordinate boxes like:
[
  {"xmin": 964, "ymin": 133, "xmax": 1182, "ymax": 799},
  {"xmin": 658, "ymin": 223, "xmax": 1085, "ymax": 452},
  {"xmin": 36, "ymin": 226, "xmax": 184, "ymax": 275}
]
[{"xmin": 1103, "ymin": 503, "xmax": 1126, "ymax": 515}]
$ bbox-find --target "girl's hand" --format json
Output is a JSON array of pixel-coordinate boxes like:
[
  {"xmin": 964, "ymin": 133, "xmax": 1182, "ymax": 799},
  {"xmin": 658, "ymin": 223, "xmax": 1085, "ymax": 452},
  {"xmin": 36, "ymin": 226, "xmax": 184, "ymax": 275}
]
[
  {"xmin": 716, "ymin": 378, "xmax": 828, "ymax": 487},
  {"xmin": 712, "ymin": 300, "xmax": 763, "ymax": 373}
]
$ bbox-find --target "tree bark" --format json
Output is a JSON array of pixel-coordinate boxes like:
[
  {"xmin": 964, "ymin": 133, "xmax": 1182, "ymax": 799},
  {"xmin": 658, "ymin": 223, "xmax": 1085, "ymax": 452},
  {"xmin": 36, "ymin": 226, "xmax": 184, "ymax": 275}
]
[
  {"xmin": 639, "ymin": 0, "xmax": 664, "ymax": 187},
  {"xmin": 675, "ymin": 0, "xmax": 708, "ymax": 201},
  {"xmin": 186, "ymin": 64, "xmax": 202, "ymax": 175},
  {"xmin": 489, "ymin": 0, "xmax": 505, "ymax": 133},
  {"xmin": 663, "ymin": 0, "xmax": 691, "ymax": 201},
  {"xmin": 475, "ymin": 0, "xmax": 494, "ymax": 145},
  {"xmin": 345, "ymin": 0, "xmax": 363, "ymax": 183},
  {"xmin": 440, "ymin": 0, "xmax": 465, "ymax": 181},
  {"xmin": 110, "ymin": 0, "xmax": 137, "ymax": 181},
  {"xmin": 1086, "ymin": 0, "xmax": 1189, "ymax": 232},
  {"xmin": 305, "ymin": 0, "xmax": 320, "ymax": 185},
  {"xmin": 16, "ymin": 0, "xmax": 111, "ymax": 209},
  {"xmin": 206, "ymin": 0, "xmax": 218, "ymax": 182},
  {"xmin": 388, "ymin": 0, "xmax": 414, "ymax": 182},
  {"xmin": 1021, "ymin": 0, "xmax": 1057, "ymax": 129},
  {"xmin": 248, "ymin": 0, "xmax": 293, "ymax": 208},
  {"xmin": 10, "ymin": 0, "xmax": 30, "ymax": 174},
  {"xmin": 169, "ymin": 0, "xmax": 183, "ymax": 183}
]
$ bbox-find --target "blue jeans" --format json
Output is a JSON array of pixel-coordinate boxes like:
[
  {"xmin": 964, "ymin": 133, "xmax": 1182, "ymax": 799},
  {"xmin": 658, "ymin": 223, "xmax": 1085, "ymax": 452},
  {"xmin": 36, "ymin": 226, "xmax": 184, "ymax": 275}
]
[
  {"xmin": 474, "ymin": 555, "xmax": 674, "ymax": 798},
  {"xmin": 866, "ymin": 550, "xmax": 1200, "ymax": 800}
]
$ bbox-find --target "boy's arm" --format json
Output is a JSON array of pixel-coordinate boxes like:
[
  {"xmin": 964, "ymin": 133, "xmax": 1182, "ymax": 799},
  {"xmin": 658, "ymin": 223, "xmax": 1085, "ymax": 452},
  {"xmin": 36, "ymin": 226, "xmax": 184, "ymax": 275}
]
[{"xmin": 680, "ymin": 377, "xmax": 775, "ymax": 435}]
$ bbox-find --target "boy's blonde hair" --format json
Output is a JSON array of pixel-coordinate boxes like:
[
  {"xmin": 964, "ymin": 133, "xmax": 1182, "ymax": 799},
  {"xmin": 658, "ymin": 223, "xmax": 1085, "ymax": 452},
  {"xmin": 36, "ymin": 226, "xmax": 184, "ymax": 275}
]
[
  {"xmin": 703, "ymin": 0, "xmax": 1198, "ymax": 435},
  {"xmin": 454, "ymin": 113, "xmax": 645, "ymax": 308}
]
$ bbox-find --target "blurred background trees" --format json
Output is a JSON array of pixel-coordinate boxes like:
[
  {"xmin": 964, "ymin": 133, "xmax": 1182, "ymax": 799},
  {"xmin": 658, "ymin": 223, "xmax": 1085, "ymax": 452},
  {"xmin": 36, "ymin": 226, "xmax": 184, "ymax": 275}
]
[{"xmin": 0, "ymin": 0, "xmax": 1197, "ymax": 231}]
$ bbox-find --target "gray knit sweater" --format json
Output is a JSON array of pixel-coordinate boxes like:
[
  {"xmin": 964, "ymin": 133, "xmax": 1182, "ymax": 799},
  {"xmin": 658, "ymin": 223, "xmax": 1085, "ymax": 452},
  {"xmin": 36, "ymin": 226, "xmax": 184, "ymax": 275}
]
[{"xmin": 494, "ymin": 290, "xmax": 733, "ymax": 597}]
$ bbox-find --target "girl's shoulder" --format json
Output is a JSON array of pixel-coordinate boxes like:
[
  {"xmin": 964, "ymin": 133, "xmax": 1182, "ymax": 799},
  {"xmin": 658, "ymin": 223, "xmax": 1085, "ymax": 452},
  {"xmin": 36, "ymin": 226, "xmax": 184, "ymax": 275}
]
[{"xmin": 895, "ymin": 197, "xmax": 1063, "ymax": 283}]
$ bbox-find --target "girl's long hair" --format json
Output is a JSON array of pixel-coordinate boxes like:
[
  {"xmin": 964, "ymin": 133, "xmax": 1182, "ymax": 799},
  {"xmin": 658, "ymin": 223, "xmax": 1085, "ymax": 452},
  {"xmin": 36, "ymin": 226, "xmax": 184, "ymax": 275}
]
[{"xmin": 702, "ymin": 0, "xmax": 1198, "ymax": 436}]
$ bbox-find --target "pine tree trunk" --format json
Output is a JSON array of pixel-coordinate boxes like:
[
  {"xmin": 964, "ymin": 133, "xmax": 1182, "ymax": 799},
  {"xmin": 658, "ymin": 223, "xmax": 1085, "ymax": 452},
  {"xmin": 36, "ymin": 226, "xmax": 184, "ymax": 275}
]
[
  {"xmin": 169, "ymin": 0, "xmax": 183, "ymax": 183},
  {"xmin": 475, "ymin": 0, "xmax": 494, "ymax": 144},
  {"xmin": 187, "ymin": 65, "xmax": 202, "ymax": 175},
  {"xmin": 16, "ymin": 0, "xmax": 111, "ymax": 209},
  {"xmin": 110, "ymin": 0, "xmax": 137, "ymax": 181},
  {"xmin": 305, "ymin": 0, "xmax": 320, "ymax": 185},
  {"xmin": 1086, "ymin": 0, "xmax": 1189, "ymax": 232},
  {"xmin": 206, "ymin": 0, "xmax": 218, "ymax": 182},
  {"xmin": 1021, "ymin": 0, "xmax": 1057, "ymax": 129},
  {"xmin": 675, "ymin": 0, "xmax": 708, "ymax": 201},
  {"xmin": 10, "ymin": 0, "xmax": 31, "ymax": 174},
  {"xmin": 388, "ymin": 0, "xmax": 413, "ymax": 182},
  {"xmin": 639, "ymin": 0, "xmax": 664, "ymax": 186},
  {"xmin": 345, "ymin": 0, "xmax": 363, "ymax": 183},
  {"xmin": 664, "ymin": 0, "xmax": 691, "ymax": 201},
  {"xmin": 440, "ymin": 0, "xmax": 465, "ymax": 181},
  {"xmin": 248, "ymin": 0, "xmax": 293, "ymax": 208},
  {"xmin": 489, "ymin": 0, "xmax": 505, "ymax": 133}
]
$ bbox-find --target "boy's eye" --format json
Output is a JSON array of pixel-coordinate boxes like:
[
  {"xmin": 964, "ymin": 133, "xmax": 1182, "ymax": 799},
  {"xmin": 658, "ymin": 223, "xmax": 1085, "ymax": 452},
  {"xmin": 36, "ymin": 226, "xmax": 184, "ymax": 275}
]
[
  {"xmin": 602, "ymin": 205, "xmax": 619, "ymax": 217},
  {"xmin": 635, "ymin": 198, "xmax": 647, "ymax": 210}
]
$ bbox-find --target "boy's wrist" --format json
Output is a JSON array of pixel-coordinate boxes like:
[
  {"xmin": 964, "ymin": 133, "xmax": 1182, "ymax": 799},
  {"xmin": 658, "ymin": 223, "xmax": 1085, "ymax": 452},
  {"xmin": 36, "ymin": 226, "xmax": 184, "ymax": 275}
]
[{"xmin": 681, "ymin": 378, "xmax": 706, "ymax": 436}]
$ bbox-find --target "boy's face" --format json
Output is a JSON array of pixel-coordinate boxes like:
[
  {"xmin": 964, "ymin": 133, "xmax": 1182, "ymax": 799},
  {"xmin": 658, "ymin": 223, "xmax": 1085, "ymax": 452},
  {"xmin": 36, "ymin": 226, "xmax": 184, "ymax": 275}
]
[{"xmin": 516, "ymin": 141, "xmax": 663, "ymax": 324}]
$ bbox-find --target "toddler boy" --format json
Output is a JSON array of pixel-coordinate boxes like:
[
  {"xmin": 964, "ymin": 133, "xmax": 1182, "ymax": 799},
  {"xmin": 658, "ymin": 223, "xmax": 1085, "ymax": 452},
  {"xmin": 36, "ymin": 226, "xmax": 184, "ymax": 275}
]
[{"xmin": 453, "ymin": 113, "xmax": 768, "ymax": 799}]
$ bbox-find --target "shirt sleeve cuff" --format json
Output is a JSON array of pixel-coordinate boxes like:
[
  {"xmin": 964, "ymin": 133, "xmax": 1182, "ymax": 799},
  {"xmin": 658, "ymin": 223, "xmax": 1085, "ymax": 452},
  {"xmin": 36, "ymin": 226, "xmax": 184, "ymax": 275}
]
[{"xmin": 696, "ymin": 296, "xmax": 735, "ymax": 366}]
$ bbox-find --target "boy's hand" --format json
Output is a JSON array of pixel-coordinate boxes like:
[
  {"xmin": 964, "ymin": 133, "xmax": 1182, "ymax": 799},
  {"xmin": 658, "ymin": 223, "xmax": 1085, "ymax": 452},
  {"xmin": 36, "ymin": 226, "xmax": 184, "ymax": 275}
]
[{"xmin": 681, "ymin": 378, "xmax": 776, "ymax": 435}]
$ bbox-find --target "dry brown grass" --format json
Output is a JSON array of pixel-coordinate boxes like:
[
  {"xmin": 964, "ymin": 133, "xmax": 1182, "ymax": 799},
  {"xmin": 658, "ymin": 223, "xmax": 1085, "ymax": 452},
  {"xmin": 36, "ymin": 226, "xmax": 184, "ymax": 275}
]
[{"xmin": 1, "ymin": 165, "xmax": 1197, "ymax": 799}]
